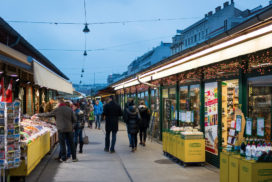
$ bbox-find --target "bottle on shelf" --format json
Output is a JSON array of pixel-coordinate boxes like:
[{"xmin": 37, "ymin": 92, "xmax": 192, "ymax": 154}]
[
  {"xmin": 251, "ymin": 141, "xmax": 257, "ymax": 160},
  {"xmin": 256, "ymin": 143, "xmax": 262, "ymax": 159},
  {"xmin": 245, "ymin": 140, "xmax": 252, "ymax": 160},
  {"xmin": 240, "ymin": 140, "xmax": 246, "ymax": 156}
]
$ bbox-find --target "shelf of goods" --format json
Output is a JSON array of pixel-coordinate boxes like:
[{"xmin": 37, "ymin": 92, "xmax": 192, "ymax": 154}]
[
  {"xmin": 163, "ymin": 126, "xmax": 205, "ymax": 166},
  {"xmin": 220, "ymin": 151, "xmax": 272, "ymax": 182},
  {"xmin": 9, "ymin": 118, "xmax": 58, "ymax": 176}
]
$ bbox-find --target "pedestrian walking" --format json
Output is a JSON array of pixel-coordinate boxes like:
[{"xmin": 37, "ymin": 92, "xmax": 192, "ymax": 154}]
[
  {"xmin": 36, "ymin": 98, "xmax": 78, "ymax": 162},
  {"xmin": 123, "ymin": 99, "xmax": 133, "ymax": 147},
  {"xmin": 74, "ymin": 105, "xmax": 85, "ymax": 153},
  {"xmin": 103, "ymin": 96, "xmax": 122, "ymax": 153},
  {"xmin": 125, "ymin": 101, "xmax": 140, "ymax": 152},
  {"xmin": 138, "ymin": 101, "xmax": 151, "ymax": 146},
  {"xmin": 94, "ymin": 100, "xmax": 103, "ymax": 129},
  {"xmin": 88, "ymin": 104, "xmax": 95, "ymax": 128}
]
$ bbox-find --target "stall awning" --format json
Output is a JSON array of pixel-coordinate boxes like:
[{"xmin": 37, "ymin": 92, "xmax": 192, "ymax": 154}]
[{"xmin": 33, "ymin": 61, "xmax": 73, "ymax": 94}]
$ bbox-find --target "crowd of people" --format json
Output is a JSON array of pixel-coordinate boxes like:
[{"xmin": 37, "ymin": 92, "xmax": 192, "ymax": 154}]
[
  {"xmin": 33, "ymin": 95, "xmax": 151, "ymax": 163},
  {"xmin": 35, "ymin": 97, "xmax": 104, "ymax": 162}
]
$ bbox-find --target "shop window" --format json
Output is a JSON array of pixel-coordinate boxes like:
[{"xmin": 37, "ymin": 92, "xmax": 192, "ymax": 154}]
[
  {"xmin": 190, "ymin": 85, "xmax": 201, "ymax": 127},
  {"xmin": 205, "ymin": 82, "xmax": 218, "ymax": 156},
  {"xmin": 149, "ymin": 89, "xmax": 160, "ymax": 139},
  {"xmin": 163, "ymin": 88, "xmax": 177, "ymax": 129},
  {"xmin": 221, "ymin": 79, "xmax": 239, "ymax": 149},
  {"xmin": 179, "ymin": 85, "xmax": 200, "ymax": 127},
  {"xmin": 179, "ymin": 86, "xmax": 188, "ymax": 111},
  {"xmin": 248, "ymin": 75, "xmax": 272, "ymax": 141},
  {"xmin": 144, "ymin": 91, "xmax": 149, "ymax": 107}
]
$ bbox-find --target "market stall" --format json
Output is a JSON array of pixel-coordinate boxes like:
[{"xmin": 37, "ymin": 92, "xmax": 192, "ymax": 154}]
[{"xmin": 9, "ymin": 117, "xmax": 58, "ymax": 176}]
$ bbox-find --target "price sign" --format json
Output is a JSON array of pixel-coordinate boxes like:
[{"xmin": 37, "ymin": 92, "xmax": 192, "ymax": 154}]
[
  {"xmin": 246, "ymin": 118, "xmax": 252, "ymax": 136},
  {"xmin": 236, "ymin": 115, "xmax": 242, "ymax": 132}
]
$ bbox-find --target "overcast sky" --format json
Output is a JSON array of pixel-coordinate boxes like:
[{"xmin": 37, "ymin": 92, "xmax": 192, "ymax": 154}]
[{"xmin": 0, "ymin": 0, "xmax": 270, "ymax": 84}]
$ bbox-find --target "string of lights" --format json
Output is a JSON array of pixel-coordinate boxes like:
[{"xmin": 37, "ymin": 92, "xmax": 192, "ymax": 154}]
[
  {"xmin": 6, "ymin": 17, "xmax": 200, "ymax": 26},
  {"xmin": 38, "ymin": 35, "xmax": 172, "ymax": 52}
]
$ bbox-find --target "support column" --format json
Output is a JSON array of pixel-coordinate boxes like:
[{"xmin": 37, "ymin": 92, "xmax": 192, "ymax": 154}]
[
  {"xmin": 217, "ymin": 81, "xmax": 222, "ymax": 153},
  {"xmin": 159, "ymin": 84, "xmax": 163, "ymax": 141}
]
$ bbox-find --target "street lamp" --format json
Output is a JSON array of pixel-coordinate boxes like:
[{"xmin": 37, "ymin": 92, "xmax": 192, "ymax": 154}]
[{"xmin": 83, "ymin": 23, "xmax": 90, "ymax": 33}]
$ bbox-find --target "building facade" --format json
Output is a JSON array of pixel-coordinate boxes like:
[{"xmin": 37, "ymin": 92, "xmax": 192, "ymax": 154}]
[
  {"xmin": 108, "ymin": 42, "xmax": 171, "ymax": 84},
  {"xmin": 171, "ymin": 0, "xmax": 271, "ymax": 55}
]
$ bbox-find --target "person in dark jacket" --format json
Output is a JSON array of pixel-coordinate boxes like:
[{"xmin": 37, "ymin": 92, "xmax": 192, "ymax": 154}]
[
  {"xmin": 138, "ymin": 101, "xmax": 151, "ymax": 146},
  {"xmin": 74, "ymin": 105, "xmax": 85, "ymax": 153},
  {"xmin": 123, "ymin": 99, "xmax": 133, "ymax": 147},
  {"xmin": 103, "ymin": 96, "xmax": 122, "ymax": 153},
  {"xmin": 125, "ymin": 102, "xmax": 140, "ymax": 152}
]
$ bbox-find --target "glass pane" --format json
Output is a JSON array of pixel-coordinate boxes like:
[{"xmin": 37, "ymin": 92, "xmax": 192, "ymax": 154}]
[
  {"xmin": 163, "ymin": 88, "xmax": 177, "ymax": 129},
  {"xmin": 190, "ymin": 84, "xmax": 200, "ymax": 127},
  {"xmin": 162, "ymin": 89, "xmax": 168, "ymax": 99},
  {"xmin": 179, "ymin": 86, "xmax": 188, "ymax": 111},
  {"xmin": 221, "ymin": 79, "xmax": 239, "ymax": 149},
  {"xmin": 248, "ymin": 75, "xmax": 272, "ymax": 141},
  {"xmin": 144, "ymin": 91, "xmax": 149, "ymax": 107},
  {"xmin": 205, "ymin": 82, "xmax": 218, "ymax": 156}
]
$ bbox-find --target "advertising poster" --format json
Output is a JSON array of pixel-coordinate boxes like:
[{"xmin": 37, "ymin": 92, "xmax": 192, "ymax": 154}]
[{"xmin": 204, "ymin": 82, "xmax": 218, "ymax": 155}]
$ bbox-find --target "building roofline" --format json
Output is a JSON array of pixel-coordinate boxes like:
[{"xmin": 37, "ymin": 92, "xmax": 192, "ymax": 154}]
[
  {"xmin": 110, "ymin": 5, "xmax": 272, "ymax": 88},
  {"xmin": 0, "ymin": 17, "xmax": 69, "ymax": 80}
]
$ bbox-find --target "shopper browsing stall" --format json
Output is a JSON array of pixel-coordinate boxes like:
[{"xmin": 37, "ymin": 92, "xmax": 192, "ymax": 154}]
[{"xmin": 36, "ymin": 98, "xmax": 78, "ymax": 162}]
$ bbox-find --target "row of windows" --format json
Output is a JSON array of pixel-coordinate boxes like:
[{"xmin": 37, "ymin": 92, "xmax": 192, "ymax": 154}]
[{"xmin": 184, "ymin": 29, "xmax": 208, "ymax": 47}]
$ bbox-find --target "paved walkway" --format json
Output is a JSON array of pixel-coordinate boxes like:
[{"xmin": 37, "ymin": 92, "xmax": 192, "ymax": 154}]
[{"xmin": 26, "ymin": 123, "xmax": 219, "ymax": 182}]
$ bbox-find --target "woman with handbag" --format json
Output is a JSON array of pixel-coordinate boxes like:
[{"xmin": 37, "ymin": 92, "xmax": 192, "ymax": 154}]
[{"xmin": 74, "ymin": 104, "xmax": 85, "ymax": 153}]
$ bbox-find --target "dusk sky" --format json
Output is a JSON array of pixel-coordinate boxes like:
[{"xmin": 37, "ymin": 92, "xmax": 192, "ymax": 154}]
[{"xmin": 0, "ymin": 0, "xmax": 270, "ymax": 84}]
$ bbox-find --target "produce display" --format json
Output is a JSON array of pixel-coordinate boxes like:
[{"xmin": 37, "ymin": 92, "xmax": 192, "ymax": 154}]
[
  {"xmin": 170, "ymin": 126, "xmax": 203, "ymax": 139},
  {"xmin": 20, "ymin": 118, "xmax": 57, "ymax": 144}
]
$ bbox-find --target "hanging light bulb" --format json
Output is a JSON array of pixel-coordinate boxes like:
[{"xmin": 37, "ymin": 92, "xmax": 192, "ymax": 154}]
[
  {"xmin": 81, "ymin": 68, "xmax": 84, "ymax": 73},
  {"xmin": 83, "ymin": 23, "xmax": 90, "ymax": 33},
  {"xmin": 83, "ymin": 50, "xmax": 87, "ymax": 56}
]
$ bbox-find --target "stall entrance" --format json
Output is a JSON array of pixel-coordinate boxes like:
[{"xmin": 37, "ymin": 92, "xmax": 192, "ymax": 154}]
[{"xmin": 248, "ymin": 75, "xmax": 272, "ymax": 141}]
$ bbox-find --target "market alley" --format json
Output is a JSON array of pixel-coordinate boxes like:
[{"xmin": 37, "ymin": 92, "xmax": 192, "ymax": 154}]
[{"xmin": 25, "ymin": 123, "xmax": 219, "ymax": 182}]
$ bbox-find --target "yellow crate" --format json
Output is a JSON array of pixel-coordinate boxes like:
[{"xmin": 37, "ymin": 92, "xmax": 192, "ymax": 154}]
[
  {"xmin": 220, "ymin": 152, "xmax": 230, "ymax": 182},
  {"xmin": 40, "ymin": 132, "xmax": 50, "ymax": 157},
  {"xmin": 162, "ymin": 132, "xmax": 167, "ymax": 152},
  {"xmin": 176, "ymin": 137, "xmax": 182, "ymax": 160},
  {"xmin": 229, "ymin": 155, "xmax": 240, "ymax": 182},
  {"xmin": 239, "ymin": 158, "xmax": 272, "ymax": 182},
  {"xmin": 181, "ymin": 138, "xmax": 205, "ymax": 163},
  {"xmin": 10, "ymin": 132, "xmax": 51, "ymax": 176},
  {"xmin": 172, "ymin": 135, "xmax": 177, "ymax": 157},
  {"xmin": 165, "ymin": 132, "xmax": 169, "ymax": 153},
  {"xmin": 168, "ymin": 133, "xmax": 173, "ymax": 155}
]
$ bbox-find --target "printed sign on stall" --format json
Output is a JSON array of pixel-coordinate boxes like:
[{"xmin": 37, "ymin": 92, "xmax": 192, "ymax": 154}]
[
  {"xmin": 204, "ymin": 82, "xmax": 218, "ymax": 156},
  {"xmin": 236, "ymin": 115, "xmax": 242, "ymax": 132},
  {"xmin": 257, "ymin": 117, "xmax": 265, "ymax": 137},
  {"xmin": 246, "ymin": 118, "xmax": 252, "ymax": 136}
]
